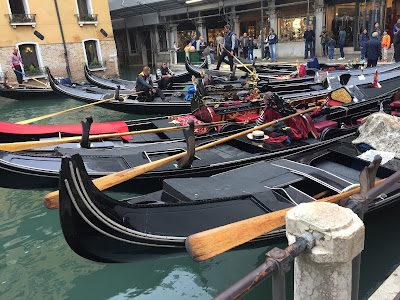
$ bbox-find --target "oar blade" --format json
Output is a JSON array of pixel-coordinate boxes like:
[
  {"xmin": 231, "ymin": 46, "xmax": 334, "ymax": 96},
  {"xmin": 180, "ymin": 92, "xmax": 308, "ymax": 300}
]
[{"xmin": 185, "ymin": 208, "xmax": 289, "ymax": 261}]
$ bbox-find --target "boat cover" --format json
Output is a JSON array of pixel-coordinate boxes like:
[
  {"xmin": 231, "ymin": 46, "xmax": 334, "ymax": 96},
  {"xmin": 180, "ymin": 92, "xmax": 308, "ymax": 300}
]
[{"xmin": 0, "ymin": 121, "xmax": 132, "ymax": 140}]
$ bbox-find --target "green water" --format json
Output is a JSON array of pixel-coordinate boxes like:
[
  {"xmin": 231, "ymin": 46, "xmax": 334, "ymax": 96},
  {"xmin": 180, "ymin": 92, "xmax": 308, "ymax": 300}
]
[{"xmin": 0, "ymin": 72, "xmax": 399, "ymax": 299}]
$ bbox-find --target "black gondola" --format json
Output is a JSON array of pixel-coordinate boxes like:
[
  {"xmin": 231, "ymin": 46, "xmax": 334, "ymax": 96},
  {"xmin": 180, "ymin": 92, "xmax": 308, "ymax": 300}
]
[
  {"xmin": 84, "ymin": 59, "xmax": 208, "ymax": 90},
  {"xmin": 0, "ymin": 83, "xmax": 63, "ymax": 100},
  {"xmin": 58, "ymin": 133, "xmax": 400, "ymax": 263}
]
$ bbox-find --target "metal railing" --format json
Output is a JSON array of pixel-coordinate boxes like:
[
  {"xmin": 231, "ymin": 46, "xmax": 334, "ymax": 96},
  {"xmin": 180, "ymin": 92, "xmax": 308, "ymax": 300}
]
[
  {"xmin": 75, "ymin": 14, "xmax": 98, "ymax": 23},
  {"xmin": 214, "ymin": 156, "xmax": 400, "ymax": 300},
  {"xmin": 6, "ymin": 14, "xmax": 36, "ymax": 24}
]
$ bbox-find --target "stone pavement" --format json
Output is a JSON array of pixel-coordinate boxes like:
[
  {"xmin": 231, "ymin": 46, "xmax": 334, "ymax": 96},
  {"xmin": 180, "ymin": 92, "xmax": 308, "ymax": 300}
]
[{"xmin": 369, "ymin": 264, "xmax": 400, "ymax": 300}]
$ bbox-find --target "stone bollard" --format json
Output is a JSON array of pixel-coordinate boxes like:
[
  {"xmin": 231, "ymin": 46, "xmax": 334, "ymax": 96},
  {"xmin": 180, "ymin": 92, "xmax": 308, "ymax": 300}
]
[{"xmin": 286, "ymin": 202, "xmax": 365, "ymax": 300}]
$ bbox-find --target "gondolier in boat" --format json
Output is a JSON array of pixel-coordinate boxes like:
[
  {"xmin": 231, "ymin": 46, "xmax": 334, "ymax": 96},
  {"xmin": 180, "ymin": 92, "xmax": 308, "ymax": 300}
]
[
  {"xmin": 215, "ymin": 24, "xmax": 235, "ymax": 71},
  {"xmin": 9, "ymin": 47, "xmax": 24, "ymax": 84},
  {"xmin": 136, "ymin": 66, "xmax": 166, "ymax": 102},
  {"xmin": 156, "ymin": 61, "xmax": 175, "ymax": 90}
]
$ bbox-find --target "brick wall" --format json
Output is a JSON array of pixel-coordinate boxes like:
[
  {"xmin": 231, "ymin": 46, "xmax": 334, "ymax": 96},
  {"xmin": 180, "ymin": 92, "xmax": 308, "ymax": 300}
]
[{"xmin": 1, "ymin": 40, "xmax": 119, "ymax": 83}]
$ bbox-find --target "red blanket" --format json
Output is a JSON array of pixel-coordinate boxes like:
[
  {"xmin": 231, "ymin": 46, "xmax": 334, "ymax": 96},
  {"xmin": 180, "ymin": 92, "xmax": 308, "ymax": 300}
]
[{"xmin": 0, "ymin": 121, "xmax": 132, "ymax": 140}]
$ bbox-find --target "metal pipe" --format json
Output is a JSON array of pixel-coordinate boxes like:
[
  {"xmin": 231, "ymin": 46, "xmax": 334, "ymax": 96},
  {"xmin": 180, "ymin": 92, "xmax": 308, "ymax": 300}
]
[{"xmin": 54, "ymin": 0, "xmax": 71, "ymax": 79}]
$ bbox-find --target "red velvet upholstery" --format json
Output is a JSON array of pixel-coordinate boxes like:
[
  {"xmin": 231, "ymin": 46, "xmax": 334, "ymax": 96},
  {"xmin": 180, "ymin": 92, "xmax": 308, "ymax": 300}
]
[
  {"xmin": 356, "ymin": 118, "xmax": 364, "ymax": 125},
  {"xmin": 390, "ymin": 100, "xmax": 400, "ymax": 108},
  {"xmin": 235, "ymin": 114, "xmax": 260, "ymax": 123},
  {"xmin": 313, "ymin": 120, "xmax": 338, "ymax": 132}
]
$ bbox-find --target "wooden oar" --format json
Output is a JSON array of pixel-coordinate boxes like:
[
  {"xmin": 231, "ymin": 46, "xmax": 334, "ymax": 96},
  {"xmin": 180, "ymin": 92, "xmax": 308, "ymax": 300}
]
[
  {"xmin": 185, "ymin": 178, "xmax": 388, "ymax": 262},
  {"xmin": 0, "ymin": 121, "xmax": 226, "ymax": 152},
  {"xmin": 16, "ymin": 91, "xmax": 141, "ymax": 125},
  {"xmin": 0, "ymin": 81, "xmax": 50, "ymax": 89},
  {"xmin": 223, "ymin": 46, "xmax": 256, "ymax": 75},
  {"xmin": 13, "ymin": 69, "xmax": 49, "ymax": 87},
  {"xmin": 43, "ymin": 107, "xmax": 316, "ymax": 209}
]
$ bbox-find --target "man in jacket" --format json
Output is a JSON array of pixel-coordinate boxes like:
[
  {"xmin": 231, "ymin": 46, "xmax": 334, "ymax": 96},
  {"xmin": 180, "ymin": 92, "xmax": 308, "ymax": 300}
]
[
  {"xmin": 365, "ymin": 31, "xmax": 382, "ymax": 67},
  {"xmin": 304, "ymin": 25, "xmax": 315, "ymax": 59},
  {"xmin": 156, "ymin": 62, "xmax": 175, "ymax": 90},
  {"xmin": 240, "ymin": 32, "xmax": 249, "ymax": 59},
  {"xmin": 215, "ymin": 24, "xmax": 235, "ymax": 71},
  {"xmin": 394, "ymin": 24, "xmax": 400, "ymax": 63},
  {"xmin": 136, "ymin": 66, "xmax": 165, "ymax": 102}
]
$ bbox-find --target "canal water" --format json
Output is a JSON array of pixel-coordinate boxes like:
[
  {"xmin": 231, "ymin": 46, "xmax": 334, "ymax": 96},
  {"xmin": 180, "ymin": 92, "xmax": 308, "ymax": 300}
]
[{"xmin": 0, "ymin": 69, "xmax": 399, "ymax": 299}]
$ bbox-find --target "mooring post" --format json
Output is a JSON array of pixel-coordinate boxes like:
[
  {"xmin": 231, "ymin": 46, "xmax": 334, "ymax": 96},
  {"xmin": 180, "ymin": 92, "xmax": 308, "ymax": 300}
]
[{"xmin": 286, "ymin": 202, "xmax": 365, "ymax": 300}]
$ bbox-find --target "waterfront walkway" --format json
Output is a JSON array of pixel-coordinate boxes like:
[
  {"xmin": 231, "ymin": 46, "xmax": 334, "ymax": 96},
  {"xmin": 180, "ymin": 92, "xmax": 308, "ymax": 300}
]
[{"xmin": 369, "ymin": 265, "xmax": 400, "ymax": 300}]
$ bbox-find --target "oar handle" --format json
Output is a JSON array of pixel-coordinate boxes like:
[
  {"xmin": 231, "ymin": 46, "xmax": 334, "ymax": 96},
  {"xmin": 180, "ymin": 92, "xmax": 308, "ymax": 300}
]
[{"xmin": 185, "ymin": 178, "xmax": 387, "ymax": 262}]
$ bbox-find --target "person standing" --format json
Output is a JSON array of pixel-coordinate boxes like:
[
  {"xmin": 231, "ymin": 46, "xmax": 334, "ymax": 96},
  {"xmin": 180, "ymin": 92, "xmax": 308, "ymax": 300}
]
[
  {"xmin": 197, "ymin": 36, "xmax": 207, "ymax": 52},
  {"xmin": 208, "ymin": 41, "xmax": 215, "ymax": 63},
  {"xmin": 304, "ymin": 25, "xmax": 315, "ymax": 59},
  {"xmin": 319, "ymin": 26, "xmax": 329, "ymax": 56},
  {"xmin": 266, "ymin": 28, "xmax": 278, "ymax": 62},
  {"xmin": 394, "ymin": 24, "xmax": 400, "ymax": 63},
  {"xmin": 215, "ymin": 24, "xmax": 235, "ymax": 71},
  {"xmin": 137, "ymin": 66, "xmax": 166, "ymax": 101},
  {"xmin": 9, "ymin": 47, "xmax": 24, "ymax": 84},
  {"xmin": 215, "ymin": 33, "xmax": 224, "ymax": 55},
  {"xmin": 365, "ymin": 31, "xmax": 382, "ymax": 67},
  {"xmin": 372, "ymin": 22, "xmax": 382, "ymax": 41},
  {"xmin": 393, "ymin": 18, "xmax": 400, "ymax": 35},
  {"xmin": 233, "ymin": 37, "xmax": 239, "ymax": 57},
  {"xmin": 240, "ymin": 32, "xmax": 249, "ymax": 59},
  {"xmin": 359, "ymin": 29, "xmax": 368, "ymax": 63},
  {"xmin": 381, "ymin": 29, "xmax": 391, "ymax": 62},
  {"xmin": 338, "ymin": 26, "xmax": 346, "ymax": 60},
  {"xmin": 248, "ymin": 36, "xmax": 254, "ymax": 60},
  {"xmin": 173, "ymin": 42, "xmax": 179, "ymax": 51},
  {"xmin": 328, "ymin": 35, "xmax": 336, "ymax": 60}
]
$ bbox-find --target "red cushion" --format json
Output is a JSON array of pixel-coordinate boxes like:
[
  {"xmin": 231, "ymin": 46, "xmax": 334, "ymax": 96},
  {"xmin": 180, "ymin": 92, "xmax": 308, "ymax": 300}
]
[
  {"xmin": 392, "ymin": 111, "xmax": 400, "ymax": 115},
  {"xmin": 173, "ymin": 115, "xmax": 210, "ymax": 135},
  {"xmin": 390, "ymin": 100, "xmax": 400, "ymax": 108},
  {"xmin": 313, "ymin": 120, "xmax": 338, "ymax": 132},
  {"xmin": 235, "ymin": 114, "xmax": 260, "ymax": 123},
  {"xmin": 356, "ymin": 118, "xmax": 364, "ymax": 125}
]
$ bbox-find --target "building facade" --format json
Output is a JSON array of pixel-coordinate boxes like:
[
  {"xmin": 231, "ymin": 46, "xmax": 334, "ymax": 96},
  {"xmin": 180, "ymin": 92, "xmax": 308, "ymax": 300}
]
[
  {"xmin": 109, "ymin": 0, "xmax": 399, "ymax": 65},
  {"xmin": 0, "ymin": 0, "xmax": 118, "ymax": 82}
]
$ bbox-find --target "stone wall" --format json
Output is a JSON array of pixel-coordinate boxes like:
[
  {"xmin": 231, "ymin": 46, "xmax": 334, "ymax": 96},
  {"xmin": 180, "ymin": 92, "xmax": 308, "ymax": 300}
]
[{"xmin": 0, "ymin": 40, "xmax": 119, "ymax": 83}]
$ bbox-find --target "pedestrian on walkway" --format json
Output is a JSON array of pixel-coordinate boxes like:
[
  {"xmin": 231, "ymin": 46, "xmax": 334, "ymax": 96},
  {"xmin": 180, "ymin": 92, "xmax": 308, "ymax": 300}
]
[
  {"xmin": 304, "ymin": 25, "xmax": 315, "ymax": 59},
  {"xmin": 393, "ymin": 18, "xmax": 400, "ymax": 35},
  {"xmin": 328, "ymin": 35, "xmax": 336, "ymax": 60},
  {"xmin": 240, "ymin": 32, "xmax": 249, "ymax": 59},
  {"xmin": 365, "ymin": 31, "xmax": 382, "ymax": 67},
  {"xmin": 338, "ymin": 26, "xmax": 346, "ymax": 60},
  {"xmin": 266, "ymin": 28, "xmax": 278, "ymax": 62},
  {"xmin": 394, "ymin": 24, "xmax": 400, "ymax": 63},
  {"xmin": 381, "ymin": 29, "xmax": 391, "ymax": 62},
  {"xmin": 215, "ymin": 24, "xmax": 235, "ymax": 71},
  {"xmin": 233, "ymin": 37, "xmax": 239, "ymax": 57},
  {"xmin": 248, "ymin": 36, "xmax": 254, "ymax": 60},
  {"xmin": 216, "ymin": 33, "xmax": 224, "ymax": 55},
  {"xmin": 208, "ymin": 41, "xmax": 215, "ymax": 63},
  {"xmin": 359, "ymin": 28, "xmax": 368, "ymax": 63},
  {"xmin": 373, "ymin": 22, "xmax": 382, "ymax": 41},
  {"xmin": 320, "ymin": 26, "xmax": 329, "ymax": 56}
]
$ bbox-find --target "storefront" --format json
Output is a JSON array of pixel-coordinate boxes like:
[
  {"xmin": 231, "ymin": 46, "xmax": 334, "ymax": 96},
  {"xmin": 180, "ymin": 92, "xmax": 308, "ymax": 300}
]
[{"xmin": 278, "ymin": 15, "xmax": 314, "ymax": 43}]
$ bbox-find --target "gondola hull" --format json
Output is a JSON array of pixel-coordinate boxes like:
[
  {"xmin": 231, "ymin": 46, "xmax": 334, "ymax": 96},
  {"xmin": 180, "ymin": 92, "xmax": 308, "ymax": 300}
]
[
  {"xmin": 58, "ymin": 135, "xmax": 400, "ymax": 263},
  {"xmin": 0, "ymin": 85, "xmax": 63, "ymax": 100}
]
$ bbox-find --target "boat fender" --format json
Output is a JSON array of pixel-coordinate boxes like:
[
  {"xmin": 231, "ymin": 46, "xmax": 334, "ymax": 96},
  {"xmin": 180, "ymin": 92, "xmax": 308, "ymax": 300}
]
[{"xmin": 80, "ymin": 116, "xmax": 93, "ymax": 149}]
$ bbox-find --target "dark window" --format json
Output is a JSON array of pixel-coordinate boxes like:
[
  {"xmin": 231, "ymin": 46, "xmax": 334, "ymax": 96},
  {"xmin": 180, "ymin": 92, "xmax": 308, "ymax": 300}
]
[
  {"xmin": 77, "ymin": 0, "xmax": 89, "ymax": 15},
  {"xmin": 9, "ymin": 0, "xmax": 26, "ymax": 14},
  {"xmin": 128, "ymin": 29, "xmax": 137, "ymax": 52},
  {"xmin": 158, "ymin": 26, "xmax": 168, "ymax": 52},
  {"xmin": 84, "ymin": 40, "xmax": 99, "ymax": 64},
  {"xmin": 18, "ymin": 44, "xmax": 39, "ymax": 69}
]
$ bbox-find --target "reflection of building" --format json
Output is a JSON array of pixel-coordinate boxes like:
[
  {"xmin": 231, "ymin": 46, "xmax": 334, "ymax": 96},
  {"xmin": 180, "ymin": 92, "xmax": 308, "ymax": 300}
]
[
  {"xmin": 0, "ymin": 0, "xmax": 118, "ymax": 81},
  {"xmin": 110, "ymin": 0, "xmax": 397, "ymax": 63}
]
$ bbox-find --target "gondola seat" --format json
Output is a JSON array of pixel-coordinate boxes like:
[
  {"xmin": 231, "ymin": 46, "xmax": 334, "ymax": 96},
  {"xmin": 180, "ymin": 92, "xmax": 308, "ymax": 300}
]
[
  {"xmin": 235, "ymin": 114, "xmax": 260, "ymax": 123},
  {"xmin": 356, "ymin": 117, "xmax": 364, "ymax": 125},
  {"xmin": 313, "ymin": 120, "xmax": 338, "ymax": 132}
]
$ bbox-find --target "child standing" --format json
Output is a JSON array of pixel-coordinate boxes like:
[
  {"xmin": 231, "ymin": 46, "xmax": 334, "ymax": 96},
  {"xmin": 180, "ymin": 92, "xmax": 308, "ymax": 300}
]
[
  {"xmin": 381, "ymin": 29, "xmax": 391, "ymax": 62},
  {"xmin": 328, "ymin": 36, "xmax": 336, "ymax": 60}
]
